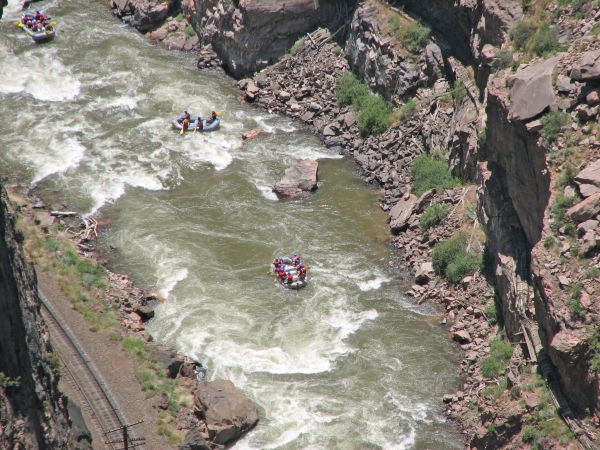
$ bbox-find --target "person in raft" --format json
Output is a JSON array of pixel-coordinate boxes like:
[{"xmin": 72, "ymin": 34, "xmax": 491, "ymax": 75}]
[{"xmin": 206, "ymin": 111, "xmax": 218, "ymax": 124}]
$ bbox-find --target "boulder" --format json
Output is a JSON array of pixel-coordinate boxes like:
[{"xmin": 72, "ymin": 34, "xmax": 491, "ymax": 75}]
[
  {"xmin": 415, "ymin": 262, "xmax": 434, "ymax": 285},
  {"xmin": 574, "ymin": 159, "xmax": 600, "ymax": 198},
  {"xmin": 134, "ymin": 304, "xmax": 155, "ymax": 321},
  {"xmin": 566, "ymin": 193, "xmax": 600, "ymax": 223},
  {"xmin": 452, "ymin": 329, "xmax": 471, "ymax": 344},
  {"xmin": 111, "ymin": 0, "xmax": 176, "ymax": 32},
  {"xmin": 273, "ymin": 159, "xmax": 318, "ymax": 199},
  {"xmin": 425, "ymin": 43, "xmax": 445, "ymax": 81},
  {"xmin": 194, "ymin": 380, "xmax": 259, "ymax": 445},
  {"xmin": 179, "ymin": 429, "xmax": 210, "ymax": 450},
  {"xmin": 577, "ymin": 219, "xmax": 599, "ymax": 237},
  {"xmin": 415, "ymin": 189, "xmax": 436, "ymax": 213},
  {"xmin": 570, "ymin": 50, "xmax": 600, "ymax": 81},
  {"xmin": 389, "ymin": 194, "xmax": 417, "ymax": 234},
  {"xmin": 508, "ymin": 56, "xmax": 560, "ymax": 120}
]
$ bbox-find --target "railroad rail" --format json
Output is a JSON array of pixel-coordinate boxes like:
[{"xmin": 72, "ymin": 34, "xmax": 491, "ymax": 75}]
[{"xmin": 39, "ymin": 293, "xmax": 144, "ymax": 450}]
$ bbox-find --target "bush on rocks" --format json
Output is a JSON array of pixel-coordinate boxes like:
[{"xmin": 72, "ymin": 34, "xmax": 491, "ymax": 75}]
[
  {"xmin": 411, "ymin": 154, "xmax": 461, "ymax": 196},
  {"xmin": 540, "ymin": 111, "xmax": 569, "ymax": 142},
  {"xmin": 398, "ymin": 21, "xmax": 431, "ymax": 52},
  {"xmin": 358, "ymin": 95, "xmax": 392, "ymax": 136},
  {"xmin": 336, "ymin": 72, "xmax": 369, "ymax": 107},
  {"xmin": 335, "ymin": 72, "xmax": 391, "ymax": 136},
  {"xmin": 419, "ymin": 203, "xmax": 449, "ymax": 229},
  {"xmin": 432, "ymin": 233, "xmax": 482, "ymax": 284},
  {"xmin": 510, "ymin": 19, "xmax": 560, "ymax": 57},
  {"xmin": 481, "ymin": 337, "xmax": 513, "ymax": 378},
  {"xmin": 289, "ymin": 36, "xmax": 306, "ymax": 56}
]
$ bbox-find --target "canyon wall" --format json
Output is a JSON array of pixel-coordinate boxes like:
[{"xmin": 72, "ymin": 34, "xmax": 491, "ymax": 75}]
[
  {"xmin": 0, "ymin": 185, "xmax": 75, "ymax": 449},
  {"xmin": 194, "ymin": 0, "xmax": 356, "ymax": 77}
]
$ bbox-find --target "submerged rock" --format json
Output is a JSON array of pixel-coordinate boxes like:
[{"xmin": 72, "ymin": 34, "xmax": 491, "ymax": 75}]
[{"xmin": 273, "ymin": 159, "xmax": 319, "ymax": 199}]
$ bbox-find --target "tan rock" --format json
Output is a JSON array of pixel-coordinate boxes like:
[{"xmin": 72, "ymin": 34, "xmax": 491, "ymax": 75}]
[
  {"xmin": 566, "ymin": 193, "xmax": 600, "ymax": 223},
  {"xmin": 389, "ymin": 194, "xmax": 417, "ymax": 234},
  {"xmin": 570, "ymin": 50, "xmax": 600, "ymax": 81},
  {"xmin": 508, "ymin": 56, "xmax": 560, "ymax": 120},
  {"xmin": 574, "ymin": 159, "xmax": 600, "ymax": 198}
]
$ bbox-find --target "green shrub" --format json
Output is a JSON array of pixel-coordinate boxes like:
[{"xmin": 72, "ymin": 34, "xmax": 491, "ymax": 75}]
[
  {"xmin": 531, "ymin": 24, "xmax": 560, "ymax": 56},
  {"xmin": 399, "ymin": 98, "xmax": 417, "ymax": 120},
  {"xmin": 451, "ymin": 80, "xmax": 468, "ymax": 104},
  {"xmin": 522, "ymin": 425, "xmax": 538, "ymax": 443},
  {"xmin": 399, "ymin": 21, "xmax": 431, "ymax": 52},
  {"xmin": 0, "ymin": 372, "xmax": 21, "ymax": 388},
  {"xmin": 446, "ymin": 252, "xmax": 482, "ymax": 284},
  {"xmin": 481, "ymin": 337, "xmax": 513, "ymax": 378},
  {"xmin": 336, "ymin": 72, "xmax": 392, "ymax": 136},
  {"xmin": 289, "ymin": 36, "xmax": 305, "ymax": 55},
  {"xmin": 556, "ymin": 164, "xmax": 577, "ymax": 189},
  {"xmin": 541, "ymin": 111, "xmax": 569, "ymax": 142},
  {"xmin": 433, "ymin": 233, "xmax": 468, "ymax": 275},
  {"xmin": 543, "ymin": 235, "xmax": 557, "ymax": 249},
  {"xmin": 358, "ymin": 95, "xmax": 392, "ymax": 136},
  {"xmin": 510, "ymin": 20, "xmax": 537, "ymax": 50},
  {"xmin": 551, "ymin": 193, "xmax": 576, "ymax": 234},
  {"xmin": 176, "ymin": 12, "xmax": 184, "ymax": 22},
  {"xmin": 485, "ymin": 300, "xmax": 499, "ymax": 325},
  {"xmin": 420, "ymin": 203, "xmax": 450, "ymax": 229},
  {"xmin": 336, "ymin": 72, "xmax": 369, "ymax": 107},
  {"xmin": 432, "ymin": 233, "xmax": 481, "ymax": 283},
  {"xmin": 585, "ymin": 267, "xmax": 600, "ymax": 279},
  {"xmin": 122, "ymin": 337, "xmax": 150, "ymax": 363},
  {"xmin": 569, "ymin": 299, "xmax": 586, "ymax": 320},
  {"xmin": 521, "ymin": 0, "xmax": 533, "ymax": 12},
  {"xmin": 411, "ymin": 154, "xmax": 461, "ymax": 196},
  {"xmin": 491, "ymin": 49, "xmax": 513, "ymax": 72},
  {"xmin": 185, "ymin": 25, "xmax": 195, "ymax": 37}
]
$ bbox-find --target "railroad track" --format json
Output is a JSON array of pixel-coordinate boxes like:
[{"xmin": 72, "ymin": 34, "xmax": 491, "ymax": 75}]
[{"xmin": 39, "ymin": 294, "xmax": 144, "ymax": 450}]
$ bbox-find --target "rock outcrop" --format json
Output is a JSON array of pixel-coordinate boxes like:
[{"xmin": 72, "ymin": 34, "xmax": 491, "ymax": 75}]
[
  {"xmin": 273, "ymin": 159, "xmax": 319, "ymax": 199},
  {"xmin": 193, "ymin": 380, "xmax": 259, "ymax": 445},
  {"xmin": 0, "ymin": 185, "xmax": 75, "ymax": 449},
  {"xmin": 194, "ymin": 0, "xmax": 355, "ymax": 77},
  {"xmin": 344, "ymin": 2, "xmax": 421, "ymax": 101}
]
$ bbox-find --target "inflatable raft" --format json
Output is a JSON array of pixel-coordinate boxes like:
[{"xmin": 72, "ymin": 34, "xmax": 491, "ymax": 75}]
[
  {"xmin": 172, "ymin": 115, "xmax": 220, "ymax": 132},
  {"xmin": 17, "ymin": 13, "xmax": 55, "ymax": 43},
  {"xmin": 271, "ymin": 255, "xmax": 308, "ymax": 290}
]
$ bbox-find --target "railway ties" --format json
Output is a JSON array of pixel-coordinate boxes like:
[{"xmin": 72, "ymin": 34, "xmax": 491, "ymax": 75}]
[{"xmin": 39, "ymin": 294, "xmax": 145, "ymax": 450}]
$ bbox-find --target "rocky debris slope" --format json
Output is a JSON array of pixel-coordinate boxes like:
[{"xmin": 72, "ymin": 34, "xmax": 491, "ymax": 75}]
[
  {"xmin": 0, "ymin": 185, "xmax": 75, "ymax": 449},
  {"xmin": 193, "ymin": 0, "xmax": 355, "ymax": 77}
]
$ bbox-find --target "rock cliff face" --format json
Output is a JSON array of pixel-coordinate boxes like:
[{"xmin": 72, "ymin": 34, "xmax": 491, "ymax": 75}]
[
  {"xmin": 0, "ymin": 185, "xmax": 75, "ymax": 449},
  {"xmin": 194, "ymin": 0, "xmax": 355, "ymax": 77},
  {"xmin": 394, "ymin": 0, "xmax": 521, "ymax": 64},
  {"xmin": 344, "ymin": 2, "xmax": 421, "ymax": 101}
]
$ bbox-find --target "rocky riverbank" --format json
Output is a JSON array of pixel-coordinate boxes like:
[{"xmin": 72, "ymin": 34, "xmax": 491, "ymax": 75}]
[{"xmin": 6, "ymin": 184, "xmax": 259, "ymax": 450}]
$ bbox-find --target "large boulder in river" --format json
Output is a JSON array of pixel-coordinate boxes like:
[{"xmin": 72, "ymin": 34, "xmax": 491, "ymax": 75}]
[
  {"xmin": 273, "ymin": 159, "xmax": 319, "ymax": 199},
  {"xmin": 508, "ymin": 56, "xmax": 559, "ymax": 120},
  {"xmin": 194, "ymin": 0, "xmax": 353, "ymax": 78},
  {"xmin": 194, "ymin": 380, "xmax": 259, "ymax": 445}
]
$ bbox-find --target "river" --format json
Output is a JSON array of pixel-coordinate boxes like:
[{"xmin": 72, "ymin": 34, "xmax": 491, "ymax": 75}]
[{"xmin": 0, "ymin": 1, "xmax": 462, "ymax": 448}]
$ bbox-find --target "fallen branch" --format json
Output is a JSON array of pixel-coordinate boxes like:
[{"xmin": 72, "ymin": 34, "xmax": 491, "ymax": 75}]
[{"xmin": 50, "ymin": 211, "xmax": 77, "ymax": 217}]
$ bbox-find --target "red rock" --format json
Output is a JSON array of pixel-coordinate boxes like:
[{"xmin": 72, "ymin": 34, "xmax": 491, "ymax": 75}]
[
  {"xmin": 452, "ymin": 329, "xmax": 472, "ymax": 344},
  {"xmin": 241, "ymin": 128, "xmax": 267, "ymax": 140}
]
